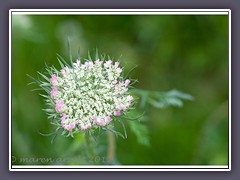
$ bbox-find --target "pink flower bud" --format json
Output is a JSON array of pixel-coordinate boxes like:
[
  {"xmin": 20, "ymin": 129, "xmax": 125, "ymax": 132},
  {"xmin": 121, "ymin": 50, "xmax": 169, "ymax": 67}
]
[
  {"xmin": 117, "ymin": 105, "xmax": 123, "ymax": 110},
  {"xmin": 125, "ymin": 79, "xmax": 131, "ymax": 86},
  {"xmin": 93, "ymin": 116, "xmax": 98, "ymax": 122},
  {"xmin": 106, "ymin": 60, "xmax": 112, "ymax": 65},
  {"xmin": 61, "ymin": 69, "xmax": 66, "ymax": 75},
  {"xmin": 79, "ymin": 124, "xmax": 86, "ymax": 130},
  {"xmin": 55, "ymin": 100, "xmax": 65, "ymax": 113},
  {"xmin": 50, "ymin": 74, "xmax": 58, "ymax": 86},
  {"xmin": 116, "ymin": 68, "xmax": 122, "ymax": 73},
  {"xmin": 61, "ymin": 114, "xmax": 66, "ymax": 123},
  {"xmin": 114, "ymin": 111, "xmax": 121, "ymax": 116},
  {"xmin": 105, "ymin": 116, "xmax": 111, "ymax": 124},
  {"xmin": 86, "ymin": 123, "xmax": 92, "ymax": 129},
  {"xmin": 50, "ymin": 87, "xmax": 59, "ymax": 99},
  {"xmin": 115, "ymin": 61, "xmax": 120, "ymax": 67},
  {"xmin": 95, "ymin": 59, "xmax": 102, "ymax": 65},
  {"xmin": 126, "ymin": 95, "xmax": 133, "ymax": 101},
  {"xmin": 76, "ymin": 59, "xmax": 81, "ymax": 66},
  {"xmin": 85, "ymin": 62, "xmax": 90, "ymax": 67},
  {"xmin": 61, "ymin": 118, "xmax": 66, "ymax": 128},
  {"xmin": 97, "ymin": 120, "xmax": 106, "ymax": 126},
  {"xmin": 67, "ymin": 123, "xmax": 75, "ymax": 131}
]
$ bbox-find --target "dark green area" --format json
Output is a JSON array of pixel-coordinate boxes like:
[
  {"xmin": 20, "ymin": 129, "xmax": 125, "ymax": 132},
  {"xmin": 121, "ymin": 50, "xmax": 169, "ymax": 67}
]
[{"xmin": 12, "ymin": 15, "xmax": 228, "ymax": 165}]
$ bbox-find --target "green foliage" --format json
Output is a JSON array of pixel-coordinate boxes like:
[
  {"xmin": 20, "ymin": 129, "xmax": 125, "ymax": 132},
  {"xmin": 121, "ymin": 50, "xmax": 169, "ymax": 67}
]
[
  {"xmin": 127, "ymin": 119, "xmax": 150, "ymax": 147},
  {"xmin": 133, "ymin": 89, "xmax": 193, "ymax": 109}
]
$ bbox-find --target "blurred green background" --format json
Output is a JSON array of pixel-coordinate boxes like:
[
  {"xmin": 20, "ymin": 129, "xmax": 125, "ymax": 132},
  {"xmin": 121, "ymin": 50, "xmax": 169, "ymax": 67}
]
[{"xmin": 12, "ymin": 14, "xmax": 229, "ymax": 165}]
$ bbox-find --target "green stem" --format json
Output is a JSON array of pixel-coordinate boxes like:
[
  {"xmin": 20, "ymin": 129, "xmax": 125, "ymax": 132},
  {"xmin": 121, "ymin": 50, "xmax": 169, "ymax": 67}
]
[
  {"xmin": 85, "ymin": 133, "xmax": 98, "ymax": 165},
  {"xmin": 107, "ymin": 131, "xmax": 115, "ymax": 164}
]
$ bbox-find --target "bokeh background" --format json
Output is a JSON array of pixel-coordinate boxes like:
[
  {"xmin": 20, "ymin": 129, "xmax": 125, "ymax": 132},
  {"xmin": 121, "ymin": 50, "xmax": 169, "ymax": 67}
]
[{"xmin": 12, "ymin": 14, "xmax": 229, "ymax": 165}]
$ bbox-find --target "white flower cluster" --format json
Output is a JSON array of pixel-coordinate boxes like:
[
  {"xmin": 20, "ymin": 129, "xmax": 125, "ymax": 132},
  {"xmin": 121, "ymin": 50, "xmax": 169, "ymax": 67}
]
[{"xmin": 49, "ymin": 59, "xmax": 133, "ymax": 132}]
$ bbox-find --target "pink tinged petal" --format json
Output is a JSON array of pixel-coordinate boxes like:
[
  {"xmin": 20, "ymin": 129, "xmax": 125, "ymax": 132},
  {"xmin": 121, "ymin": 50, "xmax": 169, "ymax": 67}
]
[
  {"xmin": 86, "ymin": 123, "xmax": 92, "ymax": 129},
  {"xmin": 55, "ymin": 100, "xmax": 65, "ymax": 113},
  {"xmin": 61, "ymin": 69, "xmax": 66, "ymax": 75},
  {"xmin": 66, "ymin": 123, "xmax": 75, "ymax": 131},
  {"xmin": 62, "ymin": 124, "xmax": 67, "ymax": 129},
  {"xmin": 79, "ymin": 124, "xmax": 85, "ymax": 130},
  {"xmin": 50, "ymin": 87, "xmax": 59, "ymax": 99},
  {"xmin": 96, "ymin": 59, "xmax": 103, "ymax": 66},
  {"xmin": 117, "ymin": 105, "xmax": 123, "ymax": 110},
  {"xmin": 85, "ymin": 62, "xmax": 90, "ymax": 67},
  {"xmin": 61, "ymin": 114, "xmax": 66, "ymax": 122},
  {"xmin": 125, "ymin": 79, "xmax": 131, "ymax": 86},
  {"xmin": 80, "ymin": 123, "xmax": 92, "ymax": 130},
  {"xmin": 93, "ymin": 116, "xmax": 98, "ymax": 121},
  {"xmin": 105, "ymin": 116, "xmax": 111, "ymax": 124},
  {"xmin": 51, "ymin": 74, "xmax": 57, "ymax": 81},
  {"xmin": 97, "ymin": 120, "xmax": 106, "ymax": 126},
  {"xmin": 106, "ymin": 60, "xmax": 112, "ymax": 65},
  {"xmin": 104, "ymin": 60, "xmax": 112, "ymax": 68},
  {"xmin": 123, "ymin": 87, "xmax": 128, "ymax": 93},
  {"xmin": 123, "ymin": 103, "xmax": 131, "ymax": 111},
  {"xmin": 76, "ymin": 59, "xmax": 81, "ymax": 66},
  {"xmin": 95, "ymin": 59, "xmax": 100, "ymax": 64},
  {"xmin": 89, "ymin": 61, "xmax": 93, "ymax": 67},
  {"xmin": 114, "ymin": 84, "xmax": 120, "ymax": 94},
  {"xmin": 70, "ymin": 123, "xmax": 75, "ymax": 129},
  {"xmin": 114, "ymin": 111, "xmax": 121, "ymax": 116},
  {"xmin": 61, "ymin": 115, "xmax": 66, "ymax": 128},
  {"xmin": 127, "ymin": 95, "xmax": 133, "ymax": 101},
  {"xmin": 50, "ymin": 74, "xmax": 58, "ymax": 86},
  {"xmin": 116, "ymin": 68, "xmax": 122, "ymax": 73},
  {"xmin": 115, "ymin": 61, "xmax": 120, "ymax": 67}
]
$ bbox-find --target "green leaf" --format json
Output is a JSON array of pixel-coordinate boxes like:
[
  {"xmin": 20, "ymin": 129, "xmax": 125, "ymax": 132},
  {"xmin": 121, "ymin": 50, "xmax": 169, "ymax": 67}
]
[
  {"xmin": 104, "ymin": 127, "xmax": 125, "ymax": 139},
  {"xmin": 38, "ymin": 131, "xmax": 56, "ymax": 136},
  {"xmin": 94, "ymin": 48, "xmax": 99, "ymax": 60},
  {"xmin": 123, "ymin": 111, "xmax": 145, "ymax": 121},
  {"xmin": 44, "ymin": 63, "xmax": 54, "ymax": 75},
  {"xmin": 139, "ymin": 92, "xmax": 149, "ymax": 109},
  {"xmin": 166, "ymin": 89, "xmax": 194, "ymax": 101},
  {"xmin": 77, "ymin": 47, "xmax": 81, "ymax": 61},
  {"xmin": 51, "ymin": 132, "xmax": 58, "ymax": 144},
  {"xmin": 26, "ymin": 74, "xmax": 41, "ymax": 86},
  {"xmin": 88, "ymin": 50, "xmax": 92, "ymax": 61},
  {"xmin": 57, "ymin": 57, "xmax": 65, "ymax": 69},
  {"xmin": 39, "ymin": 94, "xmax": 49, "ymax": 99},
  {"xmin": 119, "ymin": 118, "xmax": 127, "ymax": 138},
  {"xmin": 42, "ymin": 108, "xmax": 55, "ymax": 113},
  {"xmin": 37, "ymin": 71, "xmax": 50, "ymax": 82},
  {"xmin": 133, "ymin": 89, "xmax": 193, "ymax": 109},
  {"xmin": 124, "ymin": 65, "xmax": 138, "ymax": 80},
  {"xmin": 56, "ymin": 53, "xmax": 70, "ymax": 67},
  {"xmin": 100, "ymin": 54, "xmax": 106, "ymax": 61},
  {"xmin": 127, "ymin": 120, "xmax": 150, "ymax": 146},
  {"xmin": 67, "ymin": 38, "xmax": 73, "ymax": 65}
]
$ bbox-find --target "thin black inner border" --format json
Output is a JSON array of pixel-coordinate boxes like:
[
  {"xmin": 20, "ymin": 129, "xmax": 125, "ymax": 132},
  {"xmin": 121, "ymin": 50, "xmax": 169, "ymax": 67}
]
[{"xmin": 10, "ymin": 10, "xmax": 230, "ymax": 170}]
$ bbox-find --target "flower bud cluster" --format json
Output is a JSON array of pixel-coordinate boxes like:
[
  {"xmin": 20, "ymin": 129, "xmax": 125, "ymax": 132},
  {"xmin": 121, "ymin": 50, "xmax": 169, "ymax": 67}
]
[{"xmin": 49, "ymin": 59, "xmax": 133, "ymax": 132}]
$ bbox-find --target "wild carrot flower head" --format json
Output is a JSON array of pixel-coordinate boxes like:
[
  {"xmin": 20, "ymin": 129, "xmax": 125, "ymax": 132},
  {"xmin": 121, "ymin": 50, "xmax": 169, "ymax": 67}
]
[{"xmin": 35, "ymin": 54, "xmax": 135, "ymax": 137}]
